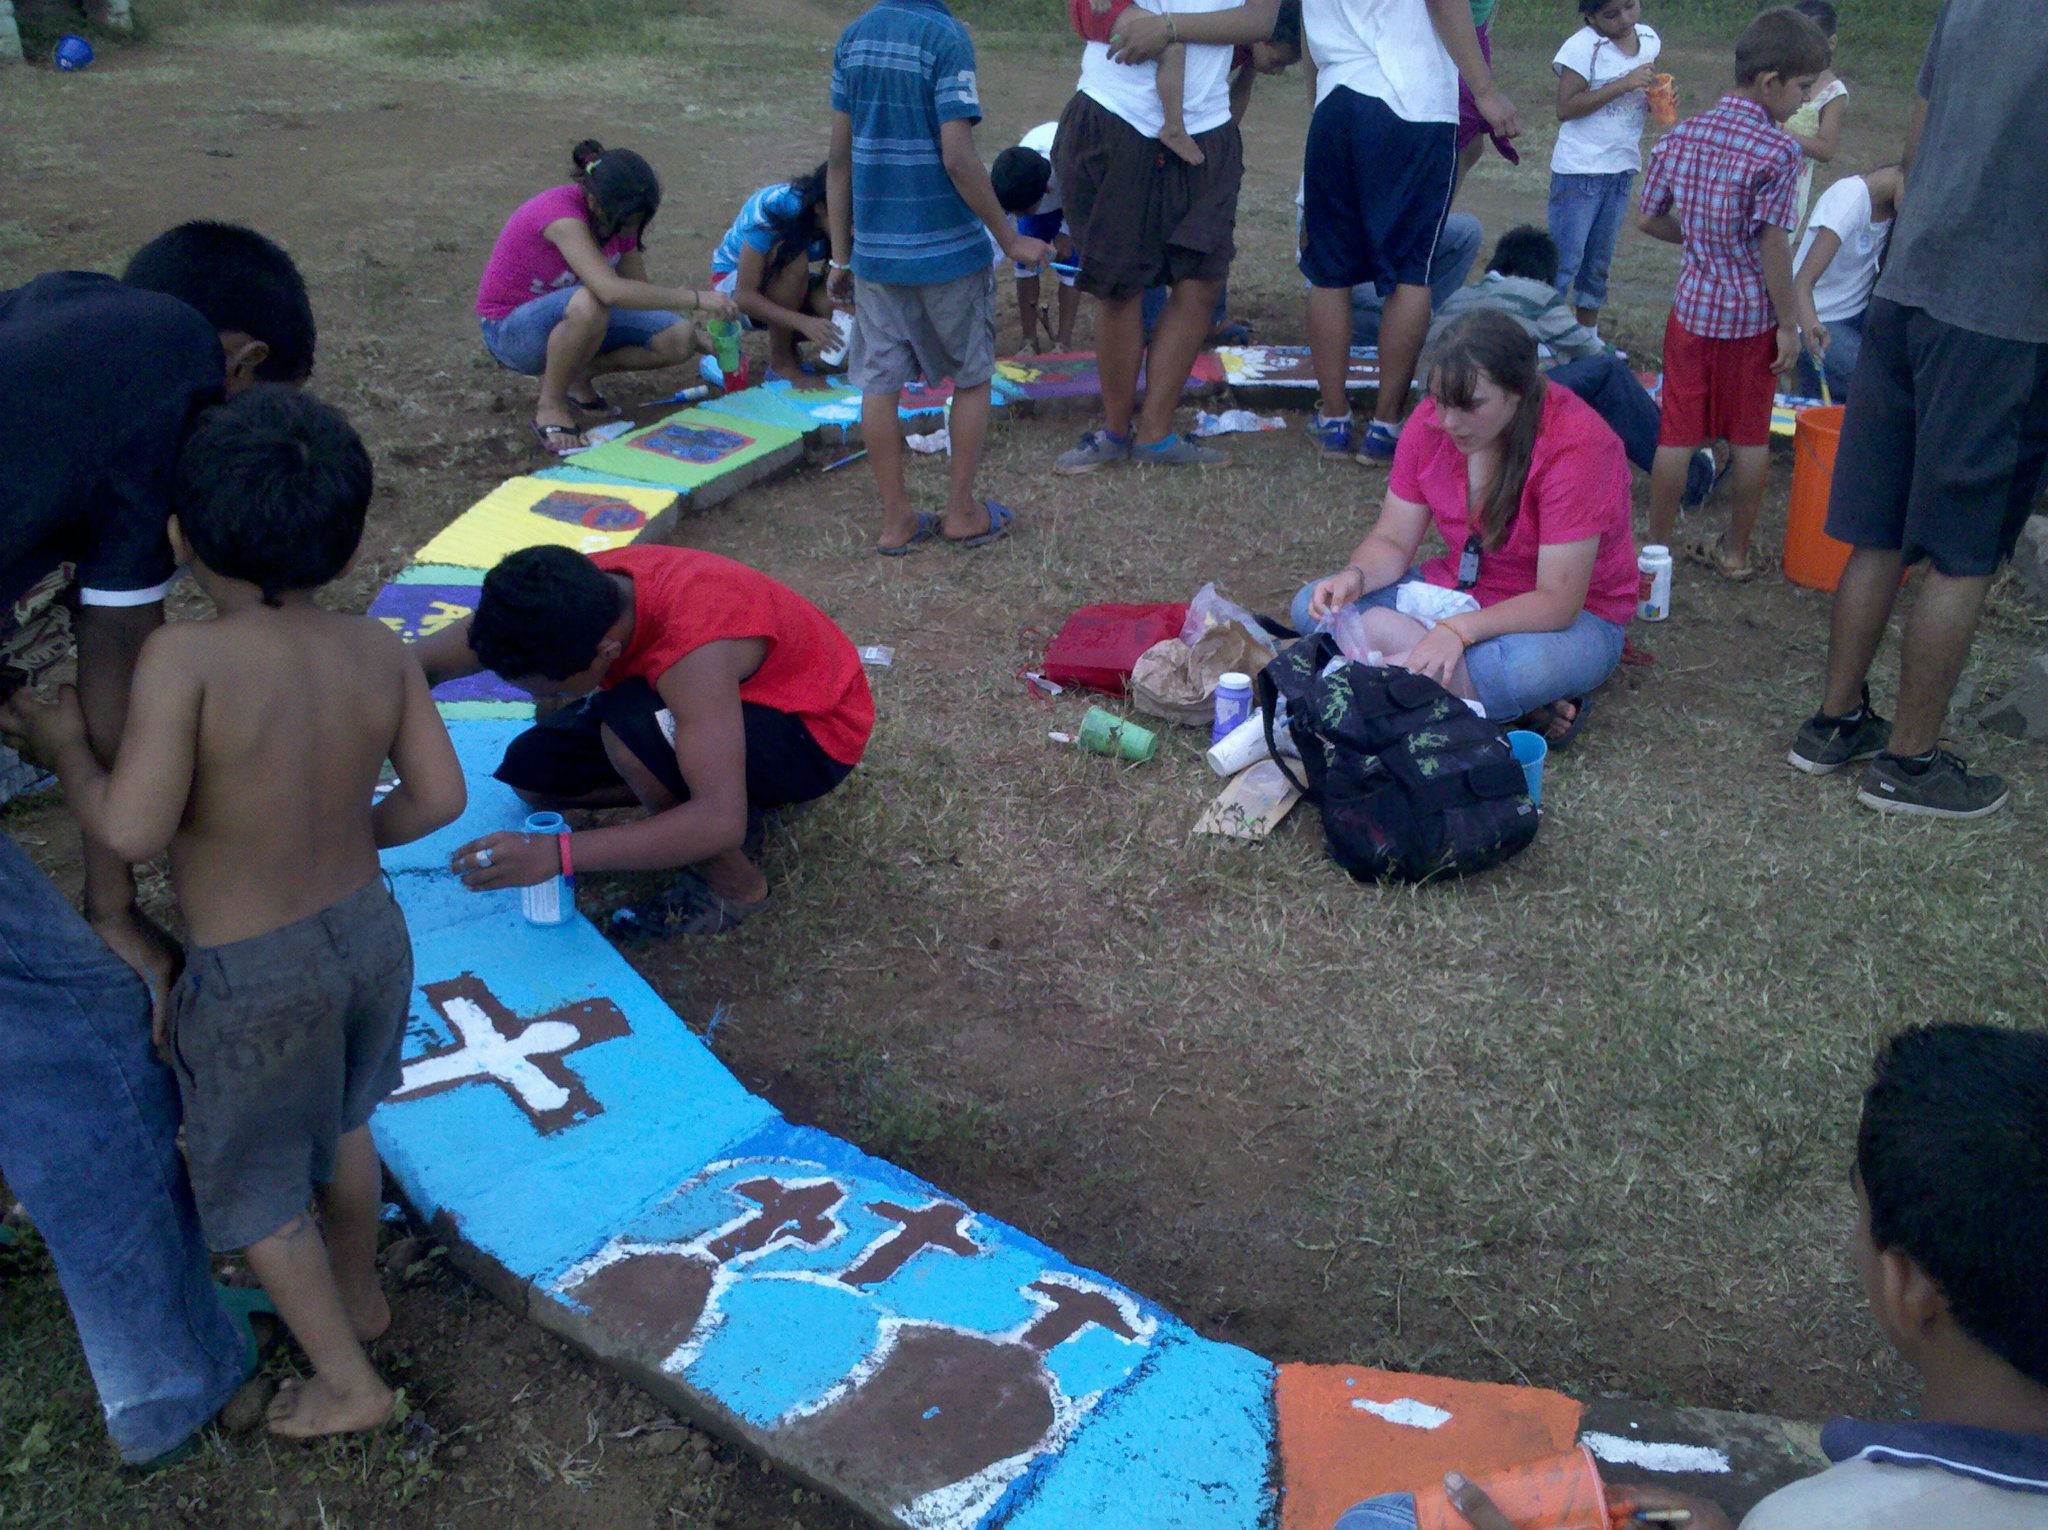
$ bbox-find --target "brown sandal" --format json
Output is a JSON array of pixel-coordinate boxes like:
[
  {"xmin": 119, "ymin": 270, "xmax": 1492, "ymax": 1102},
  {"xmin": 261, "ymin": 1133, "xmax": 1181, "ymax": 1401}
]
[{"xmin": 1685, "ymin": 534, "xmax": 1757, "ymax": 583}]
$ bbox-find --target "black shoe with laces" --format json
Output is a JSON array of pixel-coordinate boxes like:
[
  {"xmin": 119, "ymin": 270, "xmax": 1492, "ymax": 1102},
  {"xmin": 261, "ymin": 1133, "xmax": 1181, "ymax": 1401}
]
[
  {"xmin": 1788, "ymin": 686, "xmax": 1892, "ymax": 775},
  {"xmin": 1856, "ymin": 748, "xmax": 2010, "ymax": 819}
]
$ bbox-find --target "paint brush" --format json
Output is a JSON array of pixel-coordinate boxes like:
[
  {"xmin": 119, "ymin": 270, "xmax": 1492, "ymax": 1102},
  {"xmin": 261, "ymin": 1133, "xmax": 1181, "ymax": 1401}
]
[
  {"xmin": 1610, "ymin": 1500, "xmax": 1693, "ymax": 1525},
  {"xmin": 1796, "ymin": 327, "xmax": 1832, "ymax": 408},
  {"xmin": 822, "ymin": 448, "xmax": 868, "ymax": 472}
]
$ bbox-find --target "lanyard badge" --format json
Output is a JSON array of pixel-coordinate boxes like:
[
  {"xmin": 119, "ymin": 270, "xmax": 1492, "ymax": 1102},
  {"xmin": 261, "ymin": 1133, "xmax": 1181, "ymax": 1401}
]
[{"xmin": 1456, "ymin": 533, "xmax": 1482, "ymax": 591}]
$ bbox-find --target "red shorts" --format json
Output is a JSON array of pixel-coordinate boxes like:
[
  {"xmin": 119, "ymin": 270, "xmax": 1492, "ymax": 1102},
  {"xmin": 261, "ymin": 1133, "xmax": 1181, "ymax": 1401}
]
[
  {"xmin": 1656, "ymin": 313, "xmax": 1778, "ymax": 448},
  {"xmin": 1070, "ymin": 0, "xmax": 1134, "ymax": 44}
]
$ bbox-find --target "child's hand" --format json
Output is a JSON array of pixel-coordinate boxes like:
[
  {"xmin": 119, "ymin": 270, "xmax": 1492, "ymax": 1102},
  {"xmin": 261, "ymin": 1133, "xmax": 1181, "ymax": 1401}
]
[
  {"xmin": 1773, "ymin": 323, "xmax": 1802, "ymax": 378},
  {"xmin": 827, "ymin": 264, "xmax": 855, "ymax": 309},
  {"xmin": 0, "ymin": 682, "xmax": 87, "ymax": 761},
  {"xmin": 1621, "ymin": 61, "xmax": 1657, "ymax": 93},
  {"xmin": 1473, "ymin": 86, "xmax": 1522, "ymax": 141},
  {"xmin": 797, "ymin": 314, "xmax": 841, "ymax": 351},
  {"xmin": 1005, "ymin": 235, "xmax": 1051, "ymax": 272},
  {"xmin": 697, "ymin": 290, "xmax": 740, "ymax": 323},
  {"xmin": 1308, "ymin": 567, "xmax": 1366, "ymax": 621},
  {"xmin": 453, "ymin": 831, "xmax": 564, "ymax": 891}
]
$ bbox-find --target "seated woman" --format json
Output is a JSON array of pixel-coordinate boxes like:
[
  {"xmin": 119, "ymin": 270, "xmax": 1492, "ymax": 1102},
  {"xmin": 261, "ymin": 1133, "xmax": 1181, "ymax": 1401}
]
[
  {"xmin": 709, "ymin": 165, "xmax": 840, "ymax": 382},
  {"xmin": 476, "ymin": 139, "xmax": 738, "ymax": 454},
  {"xmin": 1792, "ymin": 164, "xmax": 1901, "ymax": 403},
  {"xmin": 1290, "ymin": 311, "xmax": 1637, "ymax": 744}
]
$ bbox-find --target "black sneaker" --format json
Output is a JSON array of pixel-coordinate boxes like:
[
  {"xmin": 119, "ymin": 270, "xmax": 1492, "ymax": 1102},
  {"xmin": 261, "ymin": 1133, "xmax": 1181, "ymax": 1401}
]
[
  {"xmin": 1787, "ymin": 690, "xmax": 1892, "ymax": 775},
  {"xmin": 1856, "ymin": 749, "xmax": 2010, "ymax": 819}
]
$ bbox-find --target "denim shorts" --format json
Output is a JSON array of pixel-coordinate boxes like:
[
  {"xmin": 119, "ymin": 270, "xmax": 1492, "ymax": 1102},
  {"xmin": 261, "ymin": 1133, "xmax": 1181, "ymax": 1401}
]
[
  {"xmin": 1288, "ymin": 572, "xmax": 1627, "ymax": 720},
  {"xmin": 1547, "ymin": 169, "xmax": 1636, "ymax": 308},
  {"xmin": 479, "ymin": 285, "xmax": 687, "ymax": 376}
]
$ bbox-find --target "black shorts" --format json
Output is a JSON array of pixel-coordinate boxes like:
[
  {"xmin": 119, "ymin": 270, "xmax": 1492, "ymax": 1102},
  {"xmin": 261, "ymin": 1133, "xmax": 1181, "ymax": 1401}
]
[
  {"xmin": 1300, "ymin": 86, "xmax": 1455, "ymax": 292},
  {"xmin": 1053, "ymin": 90, "xmax": 1244, "ymax": 303},
  {"xmin": 494, "ymin": 678, "xmax": 853, "ymax": 810},
  {"xmin": 1826, "ymin": 298, "xmax": 2048, "ymax": 577}
]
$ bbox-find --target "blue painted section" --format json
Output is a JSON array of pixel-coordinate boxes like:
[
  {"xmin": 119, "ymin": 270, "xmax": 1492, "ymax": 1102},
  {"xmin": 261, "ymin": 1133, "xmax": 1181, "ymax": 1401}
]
[
  {"xmin": 997, "ymin": 1331, "xmax": 1277, "ymax": 1530},
  {"xmin": 534, "ymin": 463, "xmax": 680, "ymax": 492},
  {"xmin": 699, "ymin": 385, "xmax": 837, "ymax": 439}
]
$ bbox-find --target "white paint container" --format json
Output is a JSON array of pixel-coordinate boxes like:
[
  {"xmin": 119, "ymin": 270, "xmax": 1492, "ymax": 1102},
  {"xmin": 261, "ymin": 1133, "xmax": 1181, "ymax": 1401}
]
[
  {"xmin": 520, "ymin": 811, "xmax": 575, "ymax": 927},
  {"xmin": 817, "ymin": 310, "xmax": 854, "ymax": 368},
  {"xmin": 1637, "ymin": 544, "xmax": 1673, "ymax": 622},
  {"xmin": 1206, "ymin": 711, "xmax": 1272, "ymax": 777}
]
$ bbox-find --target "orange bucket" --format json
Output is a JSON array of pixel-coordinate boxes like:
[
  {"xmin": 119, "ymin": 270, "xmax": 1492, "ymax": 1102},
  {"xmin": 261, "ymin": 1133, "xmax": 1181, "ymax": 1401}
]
[
  {"xmin": 1783, "ymin": 403, "xmax": 1855, "ymax": 593},
  {"xmin": 1412, "ymin": 1446, "xmax": 1613, "ymax": 1530}
]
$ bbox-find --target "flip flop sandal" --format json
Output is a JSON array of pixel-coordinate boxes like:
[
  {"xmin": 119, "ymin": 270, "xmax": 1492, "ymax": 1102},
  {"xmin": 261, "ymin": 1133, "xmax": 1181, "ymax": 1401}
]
[
  {"xmin": 943, "ymin": 500, "xmax": 1014, "ymax": 550},
  {"xmin": 566, "ymin": 389, "xmax": 617, "ymax": 417},
  {"xmin": 607, "ymin": 872, "xmax": 769, "ymax": 942},
  {"xmin": 1685, "ymin": 535, "xmax": 1757, "ymax": 583},
  {"xmin": 876, "ymin": 511, "xmax": 941, "ymax": 557},
  {"xmin": 216, "ymin": 1282, "xmax": 282, "ymax": 1376},
  {"xmin": 530, "ymin": 421, "xmax": 583, "ymax": 456},
  {"xmin": 1544, "ymin": 694, "xmax": 1592, "ymax": 752}
]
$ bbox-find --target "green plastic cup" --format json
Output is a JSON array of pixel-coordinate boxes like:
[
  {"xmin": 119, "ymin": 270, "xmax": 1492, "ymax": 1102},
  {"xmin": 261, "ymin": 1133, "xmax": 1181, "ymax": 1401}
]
[
  {"xmin": 1076, "ymin": 706, "xmax": 1157, "ymax": 763},
  {"xmin": 705, "ymin": 318, "xmax": 742, "ymax": 374}
]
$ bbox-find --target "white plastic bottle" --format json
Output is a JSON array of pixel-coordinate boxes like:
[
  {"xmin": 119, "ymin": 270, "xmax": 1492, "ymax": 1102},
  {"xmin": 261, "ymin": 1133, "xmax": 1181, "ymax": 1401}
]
[{"xmin": 1637, "ymin": 544, "xmax": 1673, "ymax": 622}]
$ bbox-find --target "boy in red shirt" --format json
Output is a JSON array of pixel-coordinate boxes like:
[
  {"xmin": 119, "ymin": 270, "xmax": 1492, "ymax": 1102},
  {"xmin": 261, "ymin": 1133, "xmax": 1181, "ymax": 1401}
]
[
  {"xmin": 1637, "ymin": 7, "xmax": 1828, "ymax": 581},
  {"xmin": 416, "ymin": 545, "xmax": 872, "ymax": 939}
]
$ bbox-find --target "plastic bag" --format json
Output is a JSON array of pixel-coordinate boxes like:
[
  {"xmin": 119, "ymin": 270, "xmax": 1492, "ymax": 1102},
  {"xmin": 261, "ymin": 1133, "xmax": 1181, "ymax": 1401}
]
[{"xmin": 1178, "ymin": 583, "xmax": 1274, "ymax": 656}]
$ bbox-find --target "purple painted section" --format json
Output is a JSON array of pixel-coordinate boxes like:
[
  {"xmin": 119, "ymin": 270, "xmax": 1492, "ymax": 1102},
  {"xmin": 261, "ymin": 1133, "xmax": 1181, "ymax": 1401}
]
[{"xmin": 368, "ymin": 581, "xmax": 526, "ymax": 705}]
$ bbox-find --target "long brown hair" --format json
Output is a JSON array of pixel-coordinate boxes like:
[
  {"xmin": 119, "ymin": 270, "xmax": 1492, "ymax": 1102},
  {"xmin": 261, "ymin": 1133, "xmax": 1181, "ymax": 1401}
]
[{"xmin": 1425, "ymin": 311, "xmax": 1547, "ymax": 550}]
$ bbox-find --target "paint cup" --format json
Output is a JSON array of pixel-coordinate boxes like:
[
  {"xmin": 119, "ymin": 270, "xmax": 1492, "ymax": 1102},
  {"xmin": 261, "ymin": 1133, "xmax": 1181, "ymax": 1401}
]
[
  {"xmin": 817, "ymin": 309, "xmax": 855, "ymax": 368},
  {"xmin": 1507, "ymin": 729, "xmax": 1548, "ymax": 807},
  {"xmin": 520, "ymin": 811, "xmax": 576, "ymax": 927},
  {"xmin": 1076, "ymin": 706, "xmax": 1157, "ymax": 763},
  {"xmin": 1411, "ymin": 1446, "xmax": 1612, "ymax": 1530},
  {"xmin": 1647, "ymin": 73, "xmax": 1677, "ymax": 127},
  {"xmin": 705, "ymin": 318, "xmax": 743, "ymax": 376},
  {"xmin": 54, "ymin": 33, "xmax": 94, "ymax": 71}
]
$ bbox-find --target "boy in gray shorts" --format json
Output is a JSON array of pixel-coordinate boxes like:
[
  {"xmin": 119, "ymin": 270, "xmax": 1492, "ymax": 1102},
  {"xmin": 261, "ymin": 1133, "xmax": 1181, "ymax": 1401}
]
[
  {"xmin": 4, "ymin": 388, "xmax": 466, "ymax": 1439},
  {"xmin": 825, "ymin": 0, "xmax": 1048, "ymax": 556}
]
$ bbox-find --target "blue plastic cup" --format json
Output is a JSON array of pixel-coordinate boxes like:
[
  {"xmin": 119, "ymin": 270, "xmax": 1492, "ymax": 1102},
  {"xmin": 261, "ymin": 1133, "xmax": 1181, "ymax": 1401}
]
[
  {"xmin": 1507, "ymin": 729, "xmax": 1548, "ymax": 806},
  {"xmin": 55, "ymin": 34, "xmax": 94, "ymax": 71}
]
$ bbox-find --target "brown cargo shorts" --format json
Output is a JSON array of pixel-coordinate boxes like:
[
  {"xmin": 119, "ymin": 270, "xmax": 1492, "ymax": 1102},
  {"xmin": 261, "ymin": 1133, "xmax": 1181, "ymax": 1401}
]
[{"xmin": 166, "ymin": 876, "xmax": 413, "ymax": 1252}]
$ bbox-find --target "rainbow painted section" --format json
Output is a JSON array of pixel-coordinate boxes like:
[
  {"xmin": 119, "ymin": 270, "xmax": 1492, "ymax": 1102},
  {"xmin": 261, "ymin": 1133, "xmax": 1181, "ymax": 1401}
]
[{"xmin": 368, "ymin": 369, "xmax": 1597, "ymax": 1527}]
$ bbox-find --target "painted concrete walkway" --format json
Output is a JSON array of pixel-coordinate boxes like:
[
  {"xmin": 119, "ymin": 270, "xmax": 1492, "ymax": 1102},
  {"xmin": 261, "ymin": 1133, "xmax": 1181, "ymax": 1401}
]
[{"xmin": 369, "ymin": 363, "xmax": 1817, "ymax": 1527}]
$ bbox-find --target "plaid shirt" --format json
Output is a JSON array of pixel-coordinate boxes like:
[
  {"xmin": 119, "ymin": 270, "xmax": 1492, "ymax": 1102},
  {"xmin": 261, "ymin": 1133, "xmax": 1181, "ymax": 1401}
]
[{"xmin": 1641, "ymin": 95, "xmax": 1801, "ymax": 338}]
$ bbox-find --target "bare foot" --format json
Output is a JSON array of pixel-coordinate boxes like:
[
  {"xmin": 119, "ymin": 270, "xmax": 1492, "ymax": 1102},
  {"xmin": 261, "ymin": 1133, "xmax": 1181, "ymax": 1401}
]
[
  {"xmin": 336, "ymin": 1267, "xmax": 391, "ymax": 1345},
  {"xmin": 1160, "ymin": 128, "xmax": 1206, "ymax": 166},
  {"xmin": 264, "ymin": 1374, "xmax": 395, "ymax": 1441}
]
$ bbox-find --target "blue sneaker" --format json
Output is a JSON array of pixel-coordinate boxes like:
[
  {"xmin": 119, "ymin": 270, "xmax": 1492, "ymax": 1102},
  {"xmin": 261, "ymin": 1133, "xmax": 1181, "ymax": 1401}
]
[
  {"xmin": 1308, "ymin": 411, "xmax": 1356, "ymax": 457},
  {"xmin": 1356, "ymin": 420, "xmax": 1401, "ymax": 463}
]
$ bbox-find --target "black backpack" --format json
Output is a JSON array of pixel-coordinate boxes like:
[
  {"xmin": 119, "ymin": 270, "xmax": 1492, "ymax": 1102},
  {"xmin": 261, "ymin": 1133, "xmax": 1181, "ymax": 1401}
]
[{"xmin": 1258, "ymin": 633, "xmax": 1538, "ymax": 883}]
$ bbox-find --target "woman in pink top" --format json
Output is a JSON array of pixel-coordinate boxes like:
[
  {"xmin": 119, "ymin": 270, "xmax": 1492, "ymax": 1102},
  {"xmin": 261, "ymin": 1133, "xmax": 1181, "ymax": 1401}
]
[
  {"xmin": 476, "ymin": 140, "xmax": 738, "ymax": 453},
  {"xmin": 1293, "ymin": 311, "xmax": 1637, "ymax": 743}
]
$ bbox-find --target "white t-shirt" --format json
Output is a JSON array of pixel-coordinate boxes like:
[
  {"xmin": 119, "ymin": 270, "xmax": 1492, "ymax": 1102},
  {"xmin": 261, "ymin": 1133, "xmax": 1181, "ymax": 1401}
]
[
  {"xmin": 1303, "ymin": 0, "xmax": 1458, "ymax": 126},
  {"xmin": 1018, "ymin": 120, "xmax": 1063, "ymax": 215},
  {"xmin": 1077, "ymin": 0, "xmax": 1238, "ymax": 140},
  {"xmin": 1549, "ymin": 23, "xmax": 1660, "ymax": 175},
  {"xmin": 1740, "ymin": 1458, "xmax": 2048, "ymax": 1530},
  {"xmin": 1796, "ymin": 175, "xmax": 1893, "ymax": 324}
]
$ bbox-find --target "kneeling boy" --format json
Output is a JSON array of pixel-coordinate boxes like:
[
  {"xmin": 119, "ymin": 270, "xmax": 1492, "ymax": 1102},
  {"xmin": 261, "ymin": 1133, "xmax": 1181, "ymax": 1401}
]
[
  {"xmin": 4, "ymin": 388, "xmax": 467, "ymax": 1440},
  {"xmin": 419, "ymin": 544, "xmax": 872, "ymax": 939}
]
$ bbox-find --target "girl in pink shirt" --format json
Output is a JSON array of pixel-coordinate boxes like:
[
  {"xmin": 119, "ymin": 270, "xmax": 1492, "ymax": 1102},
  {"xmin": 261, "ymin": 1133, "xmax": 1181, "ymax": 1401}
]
[
  {"xmin": 476, "ymin": 140, "xmax": 738, "ymax": 453},
  {"xmin": 1293, "ymin": 311, "xmax": 1636, "ymax": 744}
]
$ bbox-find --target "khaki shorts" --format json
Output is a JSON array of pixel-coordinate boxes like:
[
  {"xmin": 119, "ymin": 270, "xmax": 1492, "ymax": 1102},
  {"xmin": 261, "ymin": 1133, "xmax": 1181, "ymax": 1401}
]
[
  {"xmin": 166, "ymin": 877, "xmax": 413, "ymax": 1252},
  {"xmin": 847, "ymin": 267, "xmax": 997, "ymax": 396}
]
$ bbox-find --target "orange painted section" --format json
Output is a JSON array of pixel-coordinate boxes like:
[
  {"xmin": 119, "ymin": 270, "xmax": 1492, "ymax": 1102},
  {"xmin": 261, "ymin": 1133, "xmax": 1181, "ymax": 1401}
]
[{"xmin": 1276, "ymin": 1364, "xmax": 1585, "ymax": 1530}]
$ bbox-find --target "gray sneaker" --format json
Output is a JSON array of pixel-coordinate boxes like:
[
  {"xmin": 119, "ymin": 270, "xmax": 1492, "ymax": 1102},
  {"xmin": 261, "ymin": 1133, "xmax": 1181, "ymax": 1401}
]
[
  {"xmin": 1131, "ymin": 433, "xmax": 1228, "ymax": 468},
  {"xmin": 1787, "ymin": 689, "xmax": 1891, "ymax": 775},
  {"xmin": 1856, "ymin": 749, "xmax": 2010, "ymax": 819},
  {"xmin": 1054, "ymin": 428, "xmax": 1134, "ymax": 476}
]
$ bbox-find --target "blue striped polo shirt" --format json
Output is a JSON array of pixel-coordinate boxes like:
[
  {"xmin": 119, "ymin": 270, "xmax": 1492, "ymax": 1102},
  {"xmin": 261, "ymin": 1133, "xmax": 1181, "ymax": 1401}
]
[{"xmin": 830, "ymin": 0, "xmax": 991, "ymax": 288}]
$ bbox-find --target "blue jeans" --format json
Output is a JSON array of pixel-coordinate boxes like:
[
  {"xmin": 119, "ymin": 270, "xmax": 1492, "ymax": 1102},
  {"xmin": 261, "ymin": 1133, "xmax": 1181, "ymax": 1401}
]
[
  {"xmin": 1288, "ymin": 573, "xmax": 1628, "ymax": 719},
  {"xmin": 1335, "ymin": 1496, "xmax": 1420, "ymax": 1530},
  {"xmin": 1349, "ymin": 212, "xmax": 1483, "ymax": 342},
  {"xmin": 479, "ymin": 285, "xmax": 687, "ymax": 376},
  {"xmin": 1547, "ymin": 351, "xmax": 1660, "ymax": 472},
  {"xmin": 1793, "ymin": 307, "xmax": 1864, "ymax": 401},
  {"xmin": 1548, "ymin": 170, "xmax": 1636, "ymax": 310},
  {"xmin": 0, "ymin": 834, "xmax": 246, "ymax": 1462}
]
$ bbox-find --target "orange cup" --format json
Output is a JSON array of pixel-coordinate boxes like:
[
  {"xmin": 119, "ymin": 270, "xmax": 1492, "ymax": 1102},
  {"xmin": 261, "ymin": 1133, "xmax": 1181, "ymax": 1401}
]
[
  {"xmin": 1411, "ymin": 1446, "xmax": 1613, "ymax": 1530},
  {"xmin": 1648, "ymin": 73, "xmax": 1677, "ymax": 126}
]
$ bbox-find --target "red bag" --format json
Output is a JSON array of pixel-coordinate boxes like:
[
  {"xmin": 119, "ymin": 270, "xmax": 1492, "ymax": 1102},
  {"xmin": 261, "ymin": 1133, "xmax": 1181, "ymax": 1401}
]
[{"xmin": 1041, "ymin": 602, "xmax": 1189, "ymax": 695}]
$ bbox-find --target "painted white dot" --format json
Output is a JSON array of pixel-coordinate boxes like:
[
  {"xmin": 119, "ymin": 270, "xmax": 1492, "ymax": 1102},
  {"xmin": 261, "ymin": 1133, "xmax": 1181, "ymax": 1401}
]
[
  {"xmin": 1350, "ymin": 1398, "xmax": 1453, "ymax": 1430},
  {"xmin": 1582, "ymin": 1432, "xmax": 1731, "ymax": 1475}
]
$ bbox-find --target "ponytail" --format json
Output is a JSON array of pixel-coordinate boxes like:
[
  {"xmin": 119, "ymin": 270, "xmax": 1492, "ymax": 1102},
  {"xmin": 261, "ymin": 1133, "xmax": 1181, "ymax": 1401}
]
[
  {"xmin": 566, "ymin": 139, "xmax": 661, "ymax": 244},
  {"xmin": 1424, "ymin": 312, "xmax": 1547, "ymax": 551}
]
